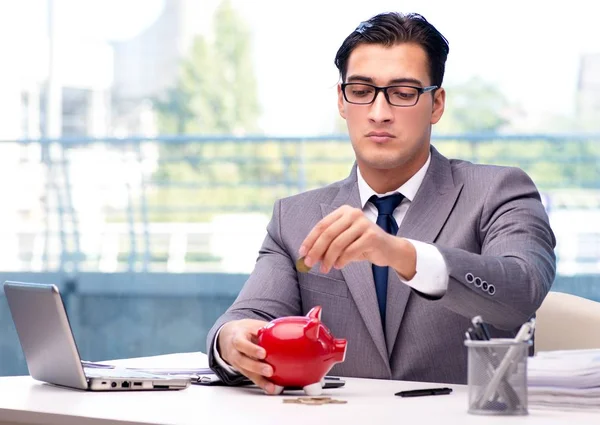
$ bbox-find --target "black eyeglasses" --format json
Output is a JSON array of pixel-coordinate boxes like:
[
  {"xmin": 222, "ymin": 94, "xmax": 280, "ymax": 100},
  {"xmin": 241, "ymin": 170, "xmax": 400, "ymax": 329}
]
[{"xmin": 341, "ymin": 83, "xmax": 438, "ymax": 107}]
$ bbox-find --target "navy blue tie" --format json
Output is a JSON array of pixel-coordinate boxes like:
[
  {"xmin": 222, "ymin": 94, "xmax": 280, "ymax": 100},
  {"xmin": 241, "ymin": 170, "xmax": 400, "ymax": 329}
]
[{"xmin": 369, "ymin": 193, "xmax": 404, "ymax": 328}]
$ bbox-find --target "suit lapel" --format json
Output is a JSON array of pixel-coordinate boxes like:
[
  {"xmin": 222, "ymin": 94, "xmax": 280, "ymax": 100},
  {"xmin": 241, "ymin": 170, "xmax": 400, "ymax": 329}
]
[
  {"xmin": 319, "ymin": 149, "xmax": 464, "ymax": 367},
  {"xmin": 385, "ymin": 147, "xmax": 464, "ymax": 355},
  {"xmin": 320, "ymin": 165, "xmax": 390, "ymax": 373}
]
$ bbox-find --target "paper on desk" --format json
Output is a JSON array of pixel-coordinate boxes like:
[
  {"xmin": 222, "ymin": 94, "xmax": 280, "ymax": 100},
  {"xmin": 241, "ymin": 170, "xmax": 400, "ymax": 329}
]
[
  {"xmin": 528, "ymin": 349, "xmax": 600, "ymax": 387},
  {"xmin": 529, "ymin": 386, "xmax": 600, "ymax": 397},
  {"xmin": 95, "ymin": 351, "xmax": 213, "ymax": 376},
  {"xmin": 528, "ymin": 394, "xmax": 600, "ymax": 410},
  {"xmin": 528, "ymin": 349, "xmax": 600, "ymax": 410},
  {"xmin": 532, "ymin": 348, "xmax": 600, "ymax": 364}
]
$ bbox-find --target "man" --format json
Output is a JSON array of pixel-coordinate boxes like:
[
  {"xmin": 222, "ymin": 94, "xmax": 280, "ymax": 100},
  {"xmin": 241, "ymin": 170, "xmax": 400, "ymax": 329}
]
[{"xmin": 206, "ymin": 12, "xmax": 556, "ymax": 393}]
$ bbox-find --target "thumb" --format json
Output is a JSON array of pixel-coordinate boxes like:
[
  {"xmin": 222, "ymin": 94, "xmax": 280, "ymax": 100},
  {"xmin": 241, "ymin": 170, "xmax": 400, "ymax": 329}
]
[
  {"xmin": 247, "ymin": 320, "xmax": 268, "ymax": 335},
  {"xmin": 247, "ymin": 321, "xmax": 268, "ymax": 346}
]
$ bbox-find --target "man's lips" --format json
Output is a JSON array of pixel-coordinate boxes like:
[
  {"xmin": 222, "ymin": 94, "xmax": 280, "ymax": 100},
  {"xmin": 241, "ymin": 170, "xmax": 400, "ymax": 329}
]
[{"xmin": 366, "ymin": 132, "xmax": 395, "ymax": 143}]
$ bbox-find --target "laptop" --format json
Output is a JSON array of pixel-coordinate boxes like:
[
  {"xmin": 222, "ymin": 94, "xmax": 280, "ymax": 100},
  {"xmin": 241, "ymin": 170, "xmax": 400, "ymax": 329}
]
[{"xmin": 3, "ymin": 281, "xmax": 190, "ymax": 391}]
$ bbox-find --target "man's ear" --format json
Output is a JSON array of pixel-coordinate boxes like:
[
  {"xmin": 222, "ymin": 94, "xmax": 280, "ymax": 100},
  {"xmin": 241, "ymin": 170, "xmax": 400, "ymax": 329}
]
[
  {"xmin": 337, "ymin": 84, "xmax": 347, "ymax": 119},
  {"xmin": 430, "ymin": 87, "xmax": 445, "ymax": 125}
]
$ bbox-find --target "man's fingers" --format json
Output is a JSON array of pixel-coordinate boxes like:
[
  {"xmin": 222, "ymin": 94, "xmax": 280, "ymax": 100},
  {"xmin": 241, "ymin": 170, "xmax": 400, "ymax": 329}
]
[
  {"xmin": 246, "ymin": 320, "xmax": 269, "ymax": 345},
  {"xmin": 242, "ymin": 370, "xmax": 276, "ymax": 395},
  {"xmin": 304, "ymin": 209, "xmax": 359, "ymax": 268},
  {"xmin": 233, "ymin": 351, "xmax": 272, "ymax": 377},
  {"xmin": 299, "ymin": 208, "xmax": 345, "ymax": 259},
  {"xmin": 306, "ymin": 214, "xmax": 354, "ymax": 268},
  {"xmin": 320, "ymin": 222, "xmax": 364, "ymax": 272},
  {"xmin": 334, "ymin": 233, "xmax": 370, "ymax": 269},
  {"xmin": 232, "ymin": 334, "xmax": 266, "ymax": 360},
  {"xmin": 246, "ymin": 321, "xmax": 268, "ymax": 337}
]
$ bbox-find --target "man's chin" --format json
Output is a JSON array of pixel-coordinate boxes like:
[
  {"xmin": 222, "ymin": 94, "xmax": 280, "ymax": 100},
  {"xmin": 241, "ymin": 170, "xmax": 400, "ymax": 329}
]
[{"xmin": 359, "ymin": 155, "xmax": 407, "ymax": 171}]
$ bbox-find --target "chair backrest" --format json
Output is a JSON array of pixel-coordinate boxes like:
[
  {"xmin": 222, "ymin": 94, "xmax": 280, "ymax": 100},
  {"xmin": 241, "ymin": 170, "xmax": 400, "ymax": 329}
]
[{"xmin": 534, "ymin": 291, "xmax": 600, "ymax": 353}]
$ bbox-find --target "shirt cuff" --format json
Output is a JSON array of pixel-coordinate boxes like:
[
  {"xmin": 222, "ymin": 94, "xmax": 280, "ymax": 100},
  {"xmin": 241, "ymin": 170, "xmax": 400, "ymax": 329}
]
[
  {"xmin": 213, "ymin": 325, "xmax": 240, "ymax": 376},
  {"xmin": 397, "ymin": 239, "xmax": 449, "ymax": 297}
]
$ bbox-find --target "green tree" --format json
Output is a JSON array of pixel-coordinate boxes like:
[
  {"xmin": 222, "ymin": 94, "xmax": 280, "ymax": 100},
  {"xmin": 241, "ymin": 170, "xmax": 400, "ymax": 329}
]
[
  {"xmin": 153, "ymin": 85, "xmax": 194, "ymax": 134},
  {"xmin": 154, "ymin": 0, "xmax": 259, "ymax": 134},
  {"xmin": 436, "ymin": 76, "xmax": 510, "ymax": 133},
  {"xmin": 150, "ymin": 1, "xmax": 268, "ymax": 222},
  {"xmin": 212, "ymin": 0, "xmax": 260, "ymax": 134}
]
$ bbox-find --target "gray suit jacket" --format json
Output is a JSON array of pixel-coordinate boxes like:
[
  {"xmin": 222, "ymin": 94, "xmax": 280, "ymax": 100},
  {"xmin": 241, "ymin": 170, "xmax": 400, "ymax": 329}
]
[{"xmin": 207, "ymin": 146, "xmax": 556, "ymax": 384}]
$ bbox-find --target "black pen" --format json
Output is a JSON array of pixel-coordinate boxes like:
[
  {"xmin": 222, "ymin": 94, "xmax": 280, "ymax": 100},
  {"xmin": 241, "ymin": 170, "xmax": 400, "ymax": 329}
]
[
  {"xmin": 395, "ymin": 387, "xmax": 453, "ymax": 397},
  {"xmin": 466, "ymin": 327, "xmax": 480, "ymax": 341},
  {"xmin": 472, "ymin": 316, "xmax": 491, "ymax": 340}
]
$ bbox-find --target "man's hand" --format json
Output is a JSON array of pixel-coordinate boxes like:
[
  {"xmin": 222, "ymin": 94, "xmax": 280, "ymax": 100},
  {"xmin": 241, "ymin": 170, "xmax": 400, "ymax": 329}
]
[
  {"xmin": 217, "ymin": 319, "xmax": 278, "ymax": 394},
  {"xmin": 298, "ymin": 205, "xmax": 416, "ymax": 279}
]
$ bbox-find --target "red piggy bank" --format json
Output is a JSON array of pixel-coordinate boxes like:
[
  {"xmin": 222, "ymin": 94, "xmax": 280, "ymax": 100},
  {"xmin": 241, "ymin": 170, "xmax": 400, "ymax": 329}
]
[{"xmin": 256, "ymin": 306, "xmax": 347, "ymax": 395}]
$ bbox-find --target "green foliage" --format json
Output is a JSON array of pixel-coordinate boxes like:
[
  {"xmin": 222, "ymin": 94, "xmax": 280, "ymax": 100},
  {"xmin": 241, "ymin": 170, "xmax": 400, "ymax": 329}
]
[
  {"xmin": 153, "ymin": 0, "xmax": 259, "ymax": 135},
  {"xmin": 436, "ymin": 76, "xmax": 510, "ymax": 133},
  {"xmin": 140, "ymin": 136, "xmax": 600, "ymax": 223},
  {"xmin": 150, "ymin": 0, "xmax": 265, "ymax": 220},
  {"xmin": 212, "ymin": 0, "xmax": 260, "ymax": 134},
  {"xmin": 434, "ymin": 137, "xmax": 600, "ymax": 192}
]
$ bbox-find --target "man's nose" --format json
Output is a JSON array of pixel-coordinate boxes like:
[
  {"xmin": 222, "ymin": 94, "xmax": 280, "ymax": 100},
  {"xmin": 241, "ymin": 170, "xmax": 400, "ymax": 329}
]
[{"xmin": 367, "ymin": 91, "xmax": 394, "ymax": 123}]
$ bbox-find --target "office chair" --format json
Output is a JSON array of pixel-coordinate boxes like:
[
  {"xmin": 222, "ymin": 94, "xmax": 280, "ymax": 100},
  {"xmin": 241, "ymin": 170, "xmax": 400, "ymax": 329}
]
[{"xmin": 534, "ymin": 291, "xmax": 600, "ymax": 353}]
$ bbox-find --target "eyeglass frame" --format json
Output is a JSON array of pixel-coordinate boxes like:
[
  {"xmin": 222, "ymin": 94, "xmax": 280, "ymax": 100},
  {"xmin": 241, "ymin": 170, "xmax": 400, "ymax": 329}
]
[{"xmin": 340, "ymin": 82, "xmax": 439, "ymax": 107}]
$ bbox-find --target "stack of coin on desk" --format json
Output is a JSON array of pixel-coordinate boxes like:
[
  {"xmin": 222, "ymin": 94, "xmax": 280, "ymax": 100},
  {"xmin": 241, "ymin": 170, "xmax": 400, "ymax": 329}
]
[{"xmin": 283, "ymin": 397, "xmax": 347, "ymax": 405}]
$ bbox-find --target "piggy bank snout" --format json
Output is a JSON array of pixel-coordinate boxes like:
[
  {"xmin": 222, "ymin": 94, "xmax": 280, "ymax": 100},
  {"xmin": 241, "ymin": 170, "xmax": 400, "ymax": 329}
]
[{"xmin": 334, "ymin": 338, "xmax": 347, "ymax": 362}]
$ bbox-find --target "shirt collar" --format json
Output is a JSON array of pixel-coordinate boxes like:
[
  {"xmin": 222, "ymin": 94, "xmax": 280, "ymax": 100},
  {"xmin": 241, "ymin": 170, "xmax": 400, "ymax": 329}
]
[{"xmin": 357, "ymin": 153, "xmax": 431, "ymax": 208}]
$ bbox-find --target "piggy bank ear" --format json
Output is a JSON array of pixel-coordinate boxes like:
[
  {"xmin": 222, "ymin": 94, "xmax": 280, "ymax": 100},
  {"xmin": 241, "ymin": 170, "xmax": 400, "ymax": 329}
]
[
  {"xmin": 307, "ymin": 306, "xmax": 322, "ymax": 321},
  {"xmin": 304, "ymin": 318, "xmax": 320, "ymax": 341}
]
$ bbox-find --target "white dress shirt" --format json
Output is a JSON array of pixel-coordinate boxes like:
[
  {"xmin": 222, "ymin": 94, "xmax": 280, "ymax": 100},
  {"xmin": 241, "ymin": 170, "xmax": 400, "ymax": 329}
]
[
  {"xmin": 213, "ymin": 154, "xmax": 449, "ymax": 373},
  {"xmin": 357, "ymin": 154, "xmax": 449, "ymax": 296}
]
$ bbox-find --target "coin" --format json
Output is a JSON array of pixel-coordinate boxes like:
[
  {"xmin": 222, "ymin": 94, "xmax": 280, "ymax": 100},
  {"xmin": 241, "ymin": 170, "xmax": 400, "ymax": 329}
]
[
  {"xmin": 283, "ymin": 397, "xmax": 347, "ymax": 405},
  {"xmin": 295, "ymin": 257, "xmax": 311, "ymax": 273}
]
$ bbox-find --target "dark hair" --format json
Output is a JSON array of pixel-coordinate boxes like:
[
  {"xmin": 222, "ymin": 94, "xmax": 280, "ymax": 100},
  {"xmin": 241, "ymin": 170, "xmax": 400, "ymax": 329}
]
[{"xmin": 334, "ymin": 12, "xmax": 449, "ymax": 87}]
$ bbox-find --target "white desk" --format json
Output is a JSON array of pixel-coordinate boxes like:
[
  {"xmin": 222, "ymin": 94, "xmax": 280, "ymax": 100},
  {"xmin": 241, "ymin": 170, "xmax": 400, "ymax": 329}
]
[
  {"xmin": 0, "ymin": 375, "xmax": 598, "ymax": 425},
  {"xmin": 0, "ymin": 352, "xmax": 597, "ymax": 425}
]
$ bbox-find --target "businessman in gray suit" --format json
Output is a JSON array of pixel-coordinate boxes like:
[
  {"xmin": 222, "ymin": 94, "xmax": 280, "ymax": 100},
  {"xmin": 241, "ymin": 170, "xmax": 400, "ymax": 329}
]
[{"xmin": 207, "ymin": 12, "xmax": 556, "ymax": 393}]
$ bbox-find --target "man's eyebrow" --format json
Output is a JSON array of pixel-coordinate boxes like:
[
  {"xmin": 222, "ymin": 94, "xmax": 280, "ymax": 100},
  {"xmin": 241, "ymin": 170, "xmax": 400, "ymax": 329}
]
[
  {"xmin": 346, "ymin": 75, "xmax": 374, "ymax": 83},
  {"xmin": 346, "ymin": 75, "xmax": 425, "ymax": 86},
  {"xmin": 388, "ymin": 77, "xmax": 424, "ymax": 86}
]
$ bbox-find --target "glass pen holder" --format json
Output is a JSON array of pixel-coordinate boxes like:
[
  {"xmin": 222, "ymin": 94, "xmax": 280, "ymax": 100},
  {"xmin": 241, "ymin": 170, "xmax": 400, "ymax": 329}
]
[{"xmin": 464, "ymin": 339, "xmax": 530, "ymax": 416}]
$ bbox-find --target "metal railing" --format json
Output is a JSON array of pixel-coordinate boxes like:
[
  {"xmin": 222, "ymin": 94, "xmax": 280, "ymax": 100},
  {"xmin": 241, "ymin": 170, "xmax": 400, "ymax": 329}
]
[{"xmin": 0, "ymin": 134, "xmax": 598, "ymax": 274}]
